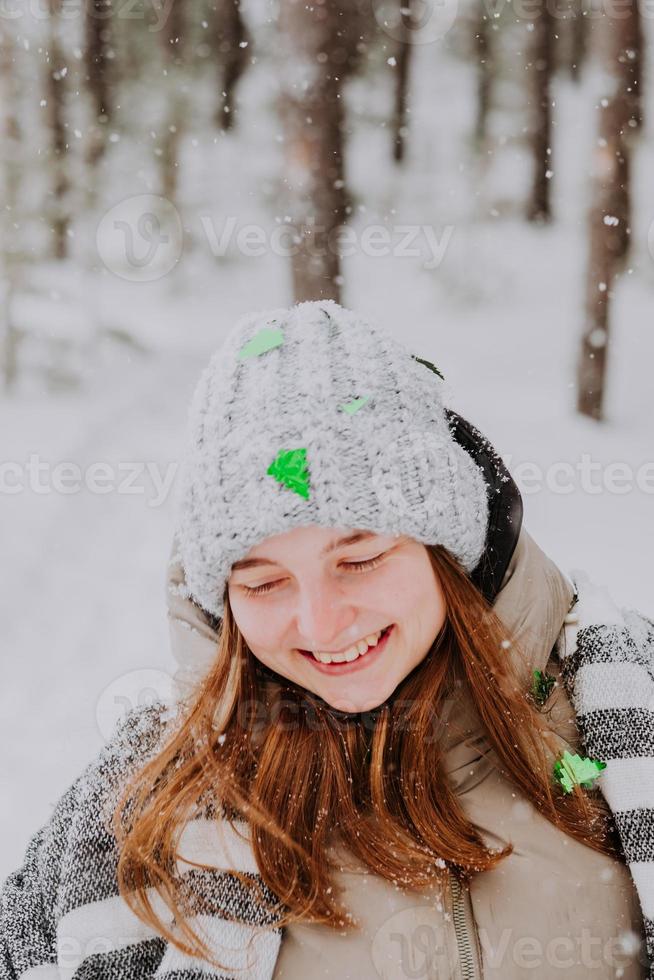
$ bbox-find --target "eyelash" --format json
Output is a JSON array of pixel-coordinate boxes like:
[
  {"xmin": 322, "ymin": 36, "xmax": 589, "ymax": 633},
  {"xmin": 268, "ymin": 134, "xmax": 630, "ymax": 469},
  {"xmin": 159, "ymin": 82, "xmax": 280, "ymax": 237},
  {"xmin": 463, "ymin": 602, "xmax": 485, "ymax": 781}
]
[{"xmin": 241, "ymin": 553, "xmax": 387, "ymax": 597}]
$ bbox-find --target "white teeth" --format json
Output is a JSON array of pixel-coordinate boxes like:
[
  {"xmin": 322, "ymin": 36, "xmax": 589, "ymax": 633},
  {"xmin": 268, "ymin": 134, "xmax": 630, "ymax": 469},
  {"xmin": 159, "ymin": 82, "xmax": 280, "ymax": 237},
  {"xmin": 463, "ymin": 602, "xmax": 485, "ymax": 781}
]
[{"xmin": 309, "ymin": 627, "xmax": 387, "ymax": 664}]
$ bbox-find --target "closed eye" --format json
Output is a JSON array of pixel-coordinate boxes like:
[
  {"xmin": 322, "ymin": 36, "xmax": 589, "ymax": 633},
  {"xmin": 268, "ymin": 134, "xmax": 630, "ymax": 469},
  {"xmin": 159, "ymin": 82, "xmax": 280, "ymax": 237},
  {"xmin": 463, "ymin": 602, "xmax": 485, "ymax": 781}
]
[{"xmin": 239, "ymin": 552, "xmax": 387, "ymax": 597}]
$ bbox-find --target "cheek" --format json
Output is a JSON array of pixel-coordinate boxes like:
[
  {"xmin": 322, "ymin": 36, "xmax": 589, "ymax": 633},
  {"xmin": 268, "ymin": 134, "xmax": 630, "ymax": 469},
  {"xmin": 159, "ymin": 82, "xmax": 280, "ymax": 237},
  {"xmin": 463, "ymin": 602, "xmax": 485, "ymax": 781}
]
[
  {"xmin": 379, "ymin": 569, "xmax": 432, "ymax": 617},
  {"xmin": 424, "ymin": 592, "xmax": 447, "ymax": 647},
  {"xmin": 390, "ymin": 563, "xmax": 447, "ymax": 635},
  {"xmin": 228, "ymin": 593, "xmax": 285, "ymax": 657}
]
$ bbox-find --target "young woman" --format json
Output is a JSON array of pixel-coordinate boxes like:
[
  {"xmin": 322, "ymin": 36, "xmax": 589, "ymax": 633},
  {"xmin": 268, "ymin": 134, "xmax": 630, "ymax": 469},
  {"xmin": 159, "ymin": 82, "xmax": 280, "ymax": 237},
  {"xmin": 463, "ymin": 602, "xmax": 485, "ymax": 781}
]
[{"xmin": 2, "ymin": 299, "xmax": 653, "ymax": 979}]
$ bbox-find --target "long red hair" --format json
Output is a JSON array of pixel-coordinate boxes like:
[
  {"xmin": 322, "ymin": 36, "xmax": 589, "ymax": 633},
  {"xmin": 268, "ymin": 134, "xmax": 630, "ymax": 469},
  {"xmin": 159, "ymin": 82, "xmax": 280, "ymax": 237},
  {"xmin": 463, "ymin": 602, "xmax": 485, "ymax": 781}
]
[{"xmin": 109, "ymin": 544, "xmax": 621, "ymax": 970}]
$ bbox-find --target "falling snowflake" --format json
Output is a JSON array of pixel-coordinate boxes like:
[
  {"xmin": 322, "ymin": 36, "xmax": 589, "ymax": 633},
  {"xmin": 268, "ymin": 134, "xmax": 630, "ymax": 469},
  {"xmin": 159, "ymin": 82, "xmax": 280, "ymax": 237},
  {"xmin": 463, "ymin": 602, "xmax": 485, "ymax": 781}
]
[{"xmin": 589, "ymin": 328, "xmax": 607, "ymax": 349}]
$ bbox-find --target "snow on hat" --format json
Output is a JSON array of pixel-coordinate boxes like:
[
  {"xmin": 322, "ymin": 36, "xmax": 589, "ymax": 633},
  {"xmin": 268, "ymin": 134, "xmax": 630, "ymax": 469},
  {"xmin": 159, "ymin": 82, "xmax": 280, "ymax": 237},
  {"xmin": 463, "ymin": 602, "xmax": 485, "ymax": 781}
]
[{"xmin": 175, "ymin": 299, "xmax": 490, "ymax": 620}]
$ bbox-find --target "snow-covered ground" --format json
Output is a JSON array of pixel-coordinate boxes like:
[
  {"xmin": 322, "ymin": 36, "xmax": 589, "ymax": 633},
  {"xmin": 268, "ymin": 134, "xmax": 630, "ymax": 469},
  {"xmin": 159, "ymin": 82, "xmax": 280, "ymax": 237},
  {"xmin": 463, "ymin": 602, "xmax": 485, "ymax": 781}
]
[{"xmin": 2, "ymin": 9, "xmax": 654, "ymax": 879}]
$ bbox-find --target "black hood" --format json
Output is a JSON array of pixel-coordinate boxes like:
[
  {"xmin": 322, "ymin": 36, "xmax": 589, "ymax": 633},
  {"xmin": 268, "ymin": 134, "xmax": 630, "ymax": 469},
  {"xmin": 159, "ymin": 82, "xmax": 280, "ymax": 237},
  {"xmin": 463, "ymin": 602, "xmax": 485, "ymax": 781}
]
[
  {"xmin": 445, "ymin": 408, "xmax": 523, "ymax": 605},
  {"xmin": 411, "ymin": 354, "xmax": 523, "ymax": 606}
]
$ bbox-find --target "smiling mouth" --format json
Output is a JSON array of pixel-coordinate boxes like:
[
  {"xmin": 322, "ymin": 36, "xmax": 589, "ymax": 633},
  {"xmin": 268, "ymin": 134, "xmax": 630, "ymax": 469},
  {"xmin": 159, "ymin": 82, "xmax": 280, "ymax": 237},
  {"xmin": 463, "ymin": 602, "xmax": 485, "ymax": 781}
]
[{"xmin": 297, "ymin": 625, "xmax": 394, "ymax": 672}]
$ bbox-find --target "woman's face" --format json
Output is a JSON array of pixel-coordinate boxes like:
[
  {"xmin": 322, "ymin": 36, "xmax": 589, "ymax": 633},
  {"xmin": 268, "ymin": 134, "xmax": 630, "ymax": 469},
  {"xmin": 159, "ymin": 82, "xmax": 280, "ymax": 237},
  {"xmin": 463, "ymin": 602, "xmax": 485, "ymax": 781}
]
[{"xmin": 227, "ymin": 525, "xmax": 447, "ymax": 713}]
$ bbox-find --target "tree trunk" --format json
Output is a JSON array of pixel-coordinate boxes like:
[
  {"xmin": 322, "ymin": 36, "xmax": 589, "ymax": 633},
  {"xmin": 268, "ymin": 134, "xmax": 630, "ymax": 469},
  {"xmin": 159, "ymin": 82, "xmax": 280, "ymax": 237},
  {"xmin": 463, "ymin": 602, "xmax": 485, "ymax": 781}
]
[
  {"xmin": 391, "ymin": 1, "xmax": 415, "ymax": 163},
  {"xmin": 158, "ymin": 0, "xmax": 186, "ymax": 204},
  {"xmin": 0, "ymin": 27, "xmax": 22, "ymax": 389},
  {"xmin": 45, "ymin": 0, "xmax": 70, "ymax": 259},
  {"xmin": 576, "ymin": 0, "xmax": 642, "ymax": 420},
  {"xmin": 474, "ymin": 6, "xmax": 493, "ymax": 147},
  {"xmin": 525, "ymin": 3, "xmax": 554, "ymax": 223},
  {"xmin": 277, "ymin": 0, "xmax": 367, "ymax": 302},
  {"xmin": 85, "ymin": 0, "xmax": 113, "ymax": 171},
  {"xmin": 212, "ymin": 0, "xmax": 251, "ymax": 131},
  {"xmin": 0, "ymin": 29, "xmax": 20, "ymax": 203},
  {"xmin": 160, "ymin": 91, "xmax": 185, "ymax": 203},
  {"xmin": 569, "ymin": 0, "xmax": 588, "ymax": 81}
]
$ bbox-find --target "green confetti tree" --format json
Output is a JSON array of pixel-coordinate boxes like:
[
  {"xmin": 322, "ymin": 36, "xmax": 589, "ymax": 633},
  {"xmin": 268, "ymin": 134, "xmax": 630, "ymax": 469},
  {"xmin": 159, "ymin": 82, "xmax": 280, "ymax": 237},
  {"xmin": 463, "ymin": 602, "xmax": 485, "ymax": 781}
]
[
  {"xmin": 238, "ymin": 326, "xmax": 284, "ymax": 360},
  {"xmin": 267, "ymin": 448, "xmax": 311, "ymax": 499},
  {"xmin": 553, "ymin": 751, "xmax": 607, "ymax": 794},
  {"xmin": 339, "ymin": 394, "xmax": 371, "ymax": 415}
]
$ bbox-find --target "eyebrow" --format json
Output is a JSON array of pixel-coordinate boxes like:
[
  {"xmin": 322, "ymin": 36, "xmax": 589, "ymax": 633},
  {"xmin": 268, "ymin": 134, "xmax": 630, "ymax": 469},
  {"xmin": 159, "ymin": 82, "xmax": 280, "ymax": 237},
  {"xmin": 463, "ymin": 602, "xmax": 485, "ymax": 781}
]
[{"xmin": 230, "ymin": 531, "xmax": 381, "ymax": 572}]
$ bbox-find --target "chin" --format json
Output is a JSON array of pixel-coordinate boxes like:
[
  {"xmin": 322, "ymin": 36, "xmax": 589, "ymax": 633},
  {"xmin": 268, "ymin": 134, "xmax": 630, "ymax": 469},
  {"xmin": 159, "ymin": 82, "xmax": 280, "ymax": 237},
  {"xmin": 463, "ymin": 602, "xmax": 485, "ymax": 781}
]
[{"xmin": 320, "ymin": 687, "xmax": 394, "ymax": 715}]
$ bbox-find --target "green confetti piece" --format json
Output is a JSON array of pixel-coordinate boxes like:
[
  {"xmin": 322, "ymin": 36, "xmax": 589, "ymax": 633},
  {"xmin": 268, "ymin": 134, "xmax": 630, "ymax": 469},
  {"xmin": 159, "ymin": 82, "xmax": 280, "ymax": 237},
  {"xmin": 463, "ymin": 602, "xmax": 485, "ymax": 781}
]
[
  {"xmin": 553, "ymin": 751, "xmax": 607, "ymax": 794},
  {"xmin": 340, "ymin": 394, "xmax": 371, "ymax": 415},
  {"xmin": 267, "ymin": 448, "xmax": 311, "ymax": 499},
  {"xmin": 530, "ymin": 669, "xmax": 556, "ymax": 706},
  {"xmin": 412, "ymin": 353, "xmax": 445, "ymax": 381},
  {"xmin": 237, "ymin": 326, "xmax": 284, "ymax": 360}
]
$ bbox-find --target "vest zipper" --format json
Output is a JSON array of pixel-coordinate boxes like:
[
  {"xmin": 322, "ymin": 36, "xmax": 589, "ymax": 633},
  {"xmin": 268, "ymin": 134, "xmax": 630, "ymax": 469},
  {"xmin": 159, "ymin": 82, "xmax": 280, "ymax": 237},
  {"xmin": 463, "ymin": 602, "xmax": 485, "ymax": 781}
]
[{"xmin": 449, "ymin": 867, "xmax": 482, "ymax": 979}]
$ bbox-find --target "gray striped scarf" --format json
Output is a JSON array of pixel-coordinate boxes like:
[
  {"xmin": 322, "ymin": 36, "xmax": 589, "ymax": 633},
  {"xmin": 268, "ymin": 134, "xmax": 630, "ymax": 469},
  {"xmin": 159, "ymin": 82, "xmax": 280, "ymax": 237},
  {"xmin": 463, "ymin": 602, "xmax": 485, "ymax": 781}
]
[
  {"xmin": 558, "ymin": 570, "xmax": 654, "ymax": 975},
  {"xmin": 1, "ymin": 573, "xmax": 652, "ymax": 978}
]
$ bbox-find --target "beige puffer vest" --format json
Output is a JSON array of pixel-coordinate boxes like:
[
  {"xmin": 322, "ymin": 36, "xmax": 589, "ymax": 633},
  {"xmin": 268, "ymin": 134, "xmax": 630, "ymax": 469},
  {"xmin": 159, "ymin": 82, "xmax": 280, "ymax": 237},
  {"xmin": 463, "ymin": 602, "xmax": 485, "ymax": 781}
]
[{"xmin": 167, "ymin": 527, "xmax": 648, "ymax": 978}]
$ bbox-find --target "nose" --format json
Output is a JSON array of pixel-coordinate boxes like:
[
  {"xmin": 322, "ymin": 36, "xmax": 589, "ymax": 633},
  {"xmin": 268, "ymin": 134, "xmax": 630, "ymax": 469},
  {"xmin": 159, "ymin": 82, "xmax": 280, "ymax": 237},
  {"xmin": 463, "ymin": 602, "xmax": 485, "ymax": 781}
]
[{"xmin": 294, "ymin": 580, "xmax": 358, "ymax": 651}]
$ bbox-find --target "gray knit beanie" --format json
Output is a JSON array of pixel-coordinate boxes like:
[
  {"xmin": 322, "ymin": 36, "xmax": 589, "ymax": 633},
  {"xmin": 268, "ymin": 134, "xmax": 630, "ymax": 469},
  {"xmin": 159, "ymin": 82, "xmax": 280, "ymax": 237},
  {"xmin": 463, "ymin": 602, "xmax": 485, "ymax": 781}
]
[{"xmin": 175, "ymin": 299, "xmax": 490, "ymax": 620}]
